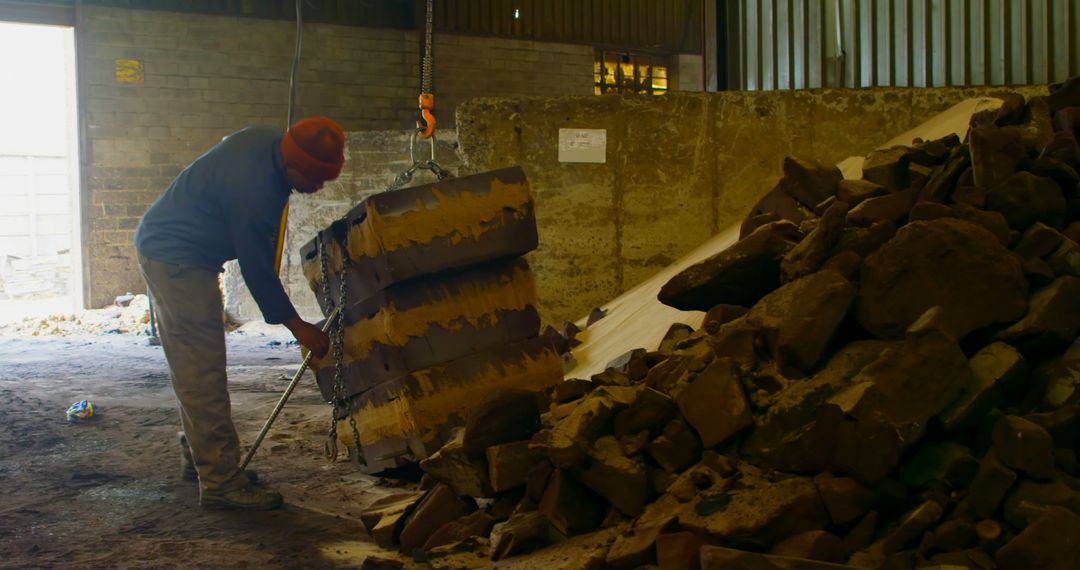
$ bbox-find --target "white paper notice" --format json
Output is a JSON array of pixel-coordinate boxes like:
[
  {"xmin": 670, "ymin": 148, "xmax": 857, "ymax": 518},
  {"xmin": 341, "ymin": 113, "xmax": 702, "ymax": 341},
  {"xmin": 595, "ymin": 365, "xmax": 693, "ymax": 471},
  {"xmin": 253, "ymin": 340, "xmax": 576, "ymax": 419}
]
[{"xmin": 558, "ymin": 128, "xmax": 607, "ymax": 163}]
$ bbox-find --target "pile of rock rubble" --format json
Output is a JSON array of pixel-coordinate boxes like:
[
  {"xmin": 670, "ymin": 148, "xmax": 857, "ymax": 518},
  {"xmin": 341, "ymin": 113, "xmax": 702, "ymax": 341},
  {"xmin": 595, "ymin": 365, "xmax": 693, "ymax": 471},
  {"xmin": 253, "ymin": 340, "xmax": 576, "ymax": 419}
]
[{"xmin": 360, "ymin": 79, "xmax": 1080, "ymax": 570}]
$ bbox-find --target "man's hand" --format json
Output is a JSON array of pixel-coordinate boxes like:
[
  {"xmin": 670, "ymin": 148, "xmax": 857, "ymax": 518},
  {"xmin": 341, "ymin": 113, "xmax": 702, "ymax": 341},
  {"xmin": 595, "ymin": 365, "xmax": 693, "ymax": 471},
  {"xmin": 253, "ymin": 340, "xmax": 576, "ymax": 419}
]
[{"xmin": 284, "ymin": 315, "xmax": 330, "ymax": 358}]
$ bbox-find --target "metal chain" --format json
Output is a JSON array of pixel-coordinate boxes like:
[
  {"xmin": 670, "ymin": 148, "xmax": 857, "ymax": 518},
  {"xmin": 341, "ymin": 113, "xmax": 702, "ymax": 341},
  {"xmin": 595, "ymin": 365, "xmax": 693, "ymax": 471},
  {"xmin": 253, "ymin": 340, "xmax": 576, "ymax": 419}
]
[
  {"xmin": 318, "ymin": 232, "xmax": 361, "ymax": 463},
  {"xmin": 385, "ymin": 131, "xmax": 452, "ymax": 193},
  {"xmin": 420, "ymin": 0, "xmax": 433, "ymax": 94}
]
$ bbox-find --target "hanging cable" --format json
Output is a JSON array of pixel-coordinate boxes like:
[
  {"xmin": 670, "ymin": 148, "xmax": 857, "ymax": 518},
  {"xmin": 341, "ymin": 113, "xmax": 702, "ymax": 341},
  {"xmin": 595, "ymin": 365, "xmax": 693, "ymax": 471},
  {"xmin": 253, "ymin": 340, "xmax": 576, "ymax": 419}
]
[
  {"xmin": 287, "ymin": 0, "xmax": 303, "ymax": 127},
  {"xmin": 417, "ymin": 0, "xmax": 436, "ymax": 139},
  {"xmin": 275, "ymin": 0, "xmax": 303, "ymax": 275}
]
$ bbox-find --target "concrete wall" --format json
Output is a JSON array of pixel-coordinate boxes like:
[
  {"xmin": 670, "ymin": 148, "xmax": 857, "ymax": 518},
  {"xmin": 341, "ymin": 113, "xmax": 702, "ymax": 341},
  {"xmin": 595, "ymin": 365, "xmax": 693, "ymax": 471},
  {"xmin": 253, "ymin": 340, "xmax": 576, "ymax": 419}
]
[
  {"xmin": 78, "ymin": 5, "xmax": 598, "ymax": 307},
  {"xmin": 454, "ymin": 85, "xmax": 1047, "ymax": 324}
]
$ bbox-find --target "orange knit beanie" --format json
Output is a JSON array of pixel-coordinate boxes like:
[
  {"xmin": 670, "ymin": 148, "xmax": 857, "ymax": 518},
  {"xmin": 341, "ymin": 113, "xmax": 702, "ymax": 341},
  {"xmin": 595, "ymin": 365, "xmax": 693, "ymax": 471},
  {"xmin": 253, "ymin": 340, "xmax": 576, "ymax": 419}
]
[{"xmin": 280, "ymin": 116, "xmax": 345, "ymax": 182}]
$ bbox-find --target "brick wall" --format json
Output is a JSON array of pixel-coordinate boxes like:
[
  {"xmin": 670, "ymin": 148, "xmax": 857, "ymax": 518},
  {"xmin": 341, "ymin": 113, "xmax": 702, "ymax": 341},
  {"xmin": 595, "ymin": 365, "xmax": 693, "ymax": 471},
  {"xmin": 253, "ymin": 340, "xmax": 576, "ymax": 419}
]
[{"xmin": 79, "ymin": 5, "xmax": 602, "ymax": 307}]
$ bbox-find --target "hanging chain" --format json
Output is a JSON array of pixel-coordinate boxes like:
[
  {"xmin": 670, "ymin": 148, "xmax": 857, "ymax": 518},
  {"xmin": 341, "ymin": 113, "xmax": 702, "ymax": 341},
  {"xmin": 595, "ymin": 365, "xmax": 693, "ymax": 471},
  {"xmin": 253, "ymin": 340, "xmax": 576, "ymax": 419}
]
[
  {"xmin": 420, "ymin": 0, "xmax": 433, "ymax": 94},
  {"xmin": 319, "ymin": 232, "xmax": 362, "ymax": 463}
]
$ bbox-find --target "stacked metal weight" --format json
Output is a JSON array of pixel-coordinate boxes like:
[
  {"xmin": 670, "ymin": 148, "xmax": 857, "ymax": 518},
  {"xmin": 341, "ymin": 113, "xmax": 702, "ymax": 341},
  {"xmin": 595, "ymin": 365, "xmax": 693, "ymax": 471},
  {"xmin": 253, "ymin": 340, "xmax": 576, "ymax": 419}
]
[{"xmin": 300, "ymin": 166, "xmax": 563, "ymax": 473}]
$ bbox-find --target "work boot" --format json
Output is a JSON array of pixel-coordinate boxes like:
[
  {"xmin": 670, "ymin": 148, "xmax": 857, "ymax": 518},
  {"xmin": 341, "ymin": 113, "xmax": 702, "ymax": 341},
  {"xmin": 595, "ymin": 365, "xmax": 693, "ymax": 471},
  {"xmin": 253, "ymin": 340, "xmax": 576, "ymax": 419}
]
[
  {"xmin": 179, "ymin": 432, "xmax": 258, "ymax": 483},
  {"xmin": 200, "ymin": 482, "xmax": 284, "ymax": 511}
]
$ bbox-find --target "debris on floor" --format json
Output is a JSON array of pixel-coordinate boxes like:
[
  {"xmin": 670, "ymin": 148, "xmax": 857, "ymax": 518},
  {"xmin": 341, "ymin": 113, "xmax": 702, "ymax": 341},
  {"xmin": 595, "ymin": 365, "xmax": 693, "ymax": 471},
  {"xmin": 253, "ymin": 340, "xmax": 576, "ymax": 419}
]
[
  {"xmin": 358, "ymin": 85, "xmax": 1080, "ymax": 569},
  {"xmin": 0, "ymin": 294, "xmax": 150, "ymax": 337}
]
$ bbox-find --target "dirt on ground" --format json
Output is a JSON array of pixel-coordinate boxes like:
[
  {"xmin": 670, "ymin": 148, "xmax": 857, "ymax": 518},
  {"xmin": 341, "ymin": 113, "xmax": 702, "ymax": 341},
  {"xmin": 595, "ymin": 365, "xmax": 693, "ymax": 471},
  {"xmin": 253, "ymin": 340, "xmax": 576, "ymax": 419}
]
[{"xmin": 0, "ymin": 328, "xmax": 410, "ymax": 569}]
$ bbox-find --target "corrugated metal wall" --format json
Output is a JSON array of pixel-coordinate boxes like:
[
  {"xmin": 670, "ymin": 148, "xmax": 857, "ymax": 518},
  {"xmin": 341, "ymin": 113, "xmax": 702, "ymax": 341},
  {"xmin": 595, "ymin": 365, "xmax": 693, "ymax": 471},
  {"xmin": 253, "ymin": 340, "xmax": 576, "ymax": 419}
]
[
  {"xmin": 434, "ymin": 0, "xmax": 702, "ymax": 53},
  {"xmin": 730, "ymin": 0, "xmax": 1080, "ymax": 90}
]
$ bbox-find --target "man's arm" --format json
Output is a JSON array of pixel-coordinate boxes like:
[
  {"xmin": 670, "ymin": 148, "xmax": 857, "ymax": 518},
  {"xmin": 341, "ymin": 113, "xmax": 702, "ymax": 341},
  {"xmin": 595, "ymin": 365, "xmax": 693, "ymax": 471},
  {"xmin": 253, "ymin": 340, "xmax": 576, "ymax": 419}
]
[{"xmin": 229, "ymin": 203, "xmax": 329, "ymax": 358}]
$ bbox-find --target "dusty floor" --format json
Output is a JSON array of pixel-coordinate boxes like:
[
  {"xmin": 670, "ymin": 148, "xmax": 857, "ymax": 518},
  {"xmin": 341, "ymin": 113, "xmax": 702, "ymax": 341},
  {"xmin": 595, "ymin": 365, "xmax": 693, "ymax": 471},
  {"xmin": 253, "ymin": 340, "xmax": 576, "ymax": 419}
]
[{"xmin": 0, "ymin": 329, "xmax": 408, "ymax": 569}]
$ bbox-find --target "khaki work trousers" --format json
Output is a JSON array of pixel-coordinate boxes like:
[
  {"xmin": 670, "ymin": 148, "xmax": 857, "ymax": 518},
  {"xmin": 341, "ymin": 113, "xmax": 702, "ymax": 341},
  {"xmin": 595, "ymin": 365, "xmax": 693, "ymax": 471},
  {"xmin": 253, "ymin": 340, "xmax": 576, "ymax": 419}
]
[{"xmin": 138, "ymin": 254, "xmax": 247, "ymax": 494}]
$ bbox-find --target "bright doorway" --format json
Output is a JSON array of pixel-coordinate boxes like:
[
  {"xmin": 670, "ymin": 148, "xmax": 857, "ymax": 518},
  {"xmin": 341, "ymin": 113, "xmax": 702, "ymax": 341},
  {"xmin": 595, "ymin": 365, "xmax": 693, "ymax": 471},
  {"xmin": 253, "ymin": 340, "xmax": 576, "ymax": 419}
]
[{"xmin": 0, "ymin": 21, "xmax": 81, "ymax": 323}]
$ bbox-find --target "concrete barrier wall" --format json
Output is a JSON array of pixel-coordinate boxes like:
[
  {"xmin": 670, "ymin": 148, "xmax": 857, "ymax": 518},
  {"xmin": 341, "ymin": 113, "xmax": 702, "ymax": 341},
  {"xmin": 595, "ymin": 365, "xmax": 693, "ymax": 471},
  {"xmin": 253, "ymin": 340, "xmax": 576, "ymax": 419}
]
[
  {"xmin": 454, "ymin": 86, "xmax": 1046, "ymax": 324},
  {"xmin": 226, "ymin": 85, "xmax": 1049, "ymax": 327}
]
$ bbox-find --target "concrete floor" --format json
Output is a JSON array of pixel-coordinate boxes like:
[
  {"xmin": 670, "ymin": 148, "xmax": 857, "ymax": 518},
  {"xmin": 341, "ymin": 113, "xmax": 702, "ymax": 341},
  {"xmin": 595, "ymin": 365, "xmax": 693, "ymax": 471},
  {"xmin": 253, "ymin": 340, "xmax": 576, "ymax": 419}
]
[{"xmin": 0, "ymin": 331, "xmax": 410, "ymax": 569}]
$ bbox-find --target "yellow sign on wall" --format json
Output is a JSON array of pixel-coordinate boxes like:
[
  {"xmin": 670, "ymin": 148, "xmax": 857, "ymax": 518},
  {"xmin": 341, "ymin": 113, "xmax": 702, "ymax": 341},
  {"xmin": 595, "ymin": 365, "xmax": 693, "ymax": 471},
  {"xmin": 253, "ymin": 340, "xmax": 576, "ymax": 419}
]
[{"xmin": 114, "ymin": 59, "xmax": 144, "ymax": 84}]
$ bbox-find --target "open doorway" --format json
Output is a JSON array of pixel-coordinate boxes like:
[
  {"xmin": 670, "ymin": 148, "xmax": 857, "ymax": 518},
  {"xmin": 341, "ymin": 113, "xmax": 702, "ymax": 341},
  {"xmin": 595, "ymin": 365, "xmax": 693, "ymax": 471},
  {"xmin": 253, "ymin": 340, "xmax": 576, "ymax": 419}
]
[{"xmin": 0, "ymin": 21, "xmax": 82, "ymax": 323}]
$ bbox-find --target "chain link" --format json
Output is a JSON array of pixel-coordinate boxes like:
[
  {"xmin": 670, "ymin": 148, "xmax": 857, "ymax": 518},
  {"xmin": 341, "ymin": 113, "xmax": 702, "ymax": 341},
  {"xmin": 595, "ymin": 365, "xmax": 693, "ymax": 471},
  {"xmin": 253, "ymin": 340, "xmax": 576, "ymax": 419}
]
[{"xmin": 319, "ymin": 231, "xmax": 362, "ymax": 463}]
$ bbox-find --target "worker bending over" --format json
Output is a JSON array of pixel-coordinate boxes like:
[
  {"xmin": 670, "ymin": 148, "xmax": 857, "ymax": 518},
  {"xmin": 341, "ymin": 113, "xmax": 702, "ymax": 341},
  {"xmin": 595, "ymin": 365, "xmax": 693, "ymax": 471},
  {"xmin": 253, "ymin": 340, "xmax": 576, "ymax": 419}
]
[{"xmin": 135, "ymin": 117, "xmax": 344, "ymax": 510}]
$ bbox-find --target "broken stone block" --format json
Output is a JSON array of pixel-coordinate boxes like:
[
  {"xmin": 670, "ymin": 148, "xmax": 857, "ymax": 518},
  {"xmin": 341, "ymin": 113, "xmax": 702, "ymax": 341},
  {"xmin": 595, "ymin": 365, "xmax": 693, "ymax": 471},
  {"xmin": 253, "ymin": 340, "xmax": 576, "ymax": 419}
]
[
  {"xmin": 819, "ymin": 251, "xmax": 862, "ymax": 282},
  {"xmin": 399, "ymin": 484, "xmax": 476, "ymax": 555},
  {"xmin": 659, "ymin": 221, "xmax": 803, "ymax": 311},
  {"xmin": 655, "ymin": 532, "xmax": 713, "ymax": 570},
  {"xmin": 837, "ymin": 179, "xmax": 887, "ymax": 206},
  {"xmin": 1025, "ymin": 257, "xmax": 1058, "ymax": 286},
  {"xmin": 420, "ymin": 428, "xmax": 493, "ymax": 498},
  {"xmin": 360, "ymin": 556, "xmax": 404, "ymax": 570},
  {"xmin": 939, "ymin": 343, "xmax": 1024, "ymax": 432},
  {"xmin": 833, "ymin": 219, "xmax": 897, "ymax": 258},
  {"xmin": 851, "ymin": 501, "xmax": 943, "ymax": 567},
  {"xmin": 648, "ymin": 419, "xmax": 702, "ymax": 474},
  {"xmin": 606, "ymin": 494, "xmax": 686, "ymax": 568},
  {"xmin": 644, "ymin": 354, "xmax": 696, "ymax": 395},
  {"xmin": 1048, "ymin": 239, "xmax": 1080, "ymax": 279},
  {"xmin": 612, "ymin": 387, "xmax": 677, "ymax": 439},
  {"xmin": 844, "ymin": 512, "xmax": 878, "ymax": 554},
  {"xmin": 1039, "ymin": 337, "xmax": 1080, "ymax": 410},
  {"xmin": 951, "ymin": 177, "xmax": 986, "ymax": 208},
  {"xmin": 741, "ymin": 184, "xmax": 816, "ymax": 238},
  {"xmin": 863, "ymin": 146, "xmax": 912, "ymax": 192},
  {"xmin": 578, "ymin": 436, "xmax": 649, "ymax": 517},
  {"xmin": 1031, "ymin": 157, "xmax": 1080, "ymax": 197},
  {"xmin": 423, "ymin": 511, "xmax": 497, "ymax": 552},
  {"xmin": 779, "ymin": 156, "xmax": 844, "ymax": 209},
  {"xmin": 1015, "ymin": 222, "xmax": 1068, "ymax": 259},
  {"xmin": 702, "ymin": 304, "xmax": 749, "ymax": 334},
  {"xmin": 672, "ymin": 358, "xmax": 753, "ymax": 449},
  {"xmin": 813, "ymin": 473, "xmax": 876, "ymax": 525},
  {"xmin": 967, "ymin": 453, "xmax": 1018, "ymax": 519},
  {"xmin": 856, "ymin": 218, "xmax": 1028, "ymax": 340},
  {"xmin": 538, "ymin": 469, "xmax": 600, "ymax": 536},
  {"xmin": 591, "ymin": 367, "xmax": 630, "ymax": 387},
  {"xmin": 360, "ymin": 492, "xmax": 425, "ymax": 549},
  {"xmin": 975, "ymin": 518, "xmax": 1003, "ymax": 542},
  {"xmin": 487, "ymin": 440, "xmax": 546, "ymax": 494},
  {"xmin": 986, "ymin": 172, "xmax": 1068, "ymax": 230},
  {"xmin": 847, "ymin": 186, "xmax": 918, "ymax": 227},
  {"xmin": 606, "ymin": 348, "xmax": 650, "ymax": 382},
  {"xmin": 679, "ymin": 474, "xmax": 828, "ymax": 550},
  {"xmin": 488, "ymin": 511, "xmax": 552, "ymax": 561},
  {"xmin": 658, "ymin": 323, "xmax": 695, "ymax": 354},
  {"xmin": 1065, "ymin": 221, "xmax": 1080, "ymax": 243},
  {"xmin": 524, "ymin": 460, "xmax": 553, "ymax": 503},
  {"xmin": 970, "ymin": 125, "xmax": 1027, "ymax": 188},
  {"xmin": 1020, "ymin": 96, "xmax": 1055, "ymax": 151},
  {"xmin": 922, "ymin": 518, "xmax": 977, "ymax": 556},
  {"xmin": 995, "ymin": 93, "xmax": 1028, "ymax": 125},
  {"xmin": 992, "ymin": 415, "xmax": 1056, "ymax": 480},
  {"xmin": 553, "ymin": 378, "xmax": 594, "ymax": 404},
  {"xmin": 1027, "ymin": 405, "xmax": 1080, "ymax": 448},
  {"xmin": 740, "ymin": 340, "xmax": 895, "ymax": 474},
  {"xmin": 918, "ymin": 146, "xmax": 971, "ymax": 203},
  {"xmin": 781, "ymin": 200, "xmax": 849, "ymax": 282},
  {"xmin": 714, "ymin": 270, "xmax": 856, "ymax": 377},
  {"xmin": 908, "ymin": 201, "xmax": 1013, "ymax": 246},
  {"xmin": 548, "ymin": 386, "xmax": 636, "ymax": 468},
  {"xmin": 996, "ymin": 506, "xmax": 1080, "ymax": 570},
  {"xmin": 463, "ymin": 389, "xmax": 542, "ymax": 455},
  {"xmin": 699, "ymin": 546, "xmax": 861, "ymax": 569},
  {"xmin": 897, "ymin": 442, "xmax": 978, "ymax": 489},
  {"xmin": 998, "ymin": 276, "xmax": 1080, "ymax": 358},
  {"xmin": 1002, "ymin": 476, "xmax": 1080, "ymax": 529},
  {"xmin": 620, "ymin": 430, "xmax": 651, "ymax": 456},
  {"xmin": 768, "ymin": 530, "xmax": 846, "ymax": 564}
]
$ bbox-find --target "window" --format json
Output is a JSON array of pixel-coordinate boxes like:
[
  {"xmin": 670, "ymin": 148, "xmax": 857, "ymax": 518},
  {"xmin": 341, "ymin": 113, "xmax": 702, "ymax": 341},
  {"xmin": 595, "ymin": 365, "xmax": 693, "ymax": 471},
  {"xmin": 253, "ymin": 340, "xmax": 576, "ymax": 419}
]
[{"xmin": 594, "ymin": 51, "xmax": 670, "ymax": 95}]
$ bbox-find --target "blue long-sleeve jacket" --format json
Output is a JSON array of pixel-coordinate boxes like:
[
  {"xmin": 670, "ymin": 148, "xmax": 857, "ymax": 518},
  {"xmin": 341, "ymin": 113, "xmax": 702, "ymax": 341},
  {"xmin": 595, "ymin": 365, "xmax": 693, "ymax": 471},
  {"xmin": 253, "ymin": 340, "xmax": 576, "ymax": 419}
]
[{"xmin": 135, "ymin": 126, "xmax": 296, "ymax": 324}]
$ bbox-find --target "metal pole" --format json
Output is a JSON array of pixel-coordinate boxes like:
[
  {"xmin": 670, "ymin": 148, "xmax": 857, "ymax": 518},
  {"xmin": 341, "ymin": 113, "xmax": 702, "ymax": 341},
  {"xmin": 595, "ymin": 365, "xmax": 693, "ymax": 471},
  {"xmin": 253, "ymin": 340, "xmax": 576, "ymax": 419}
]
[{"xmin": 237, "ymin": 307, "xmax": 341, "ymax": 473}]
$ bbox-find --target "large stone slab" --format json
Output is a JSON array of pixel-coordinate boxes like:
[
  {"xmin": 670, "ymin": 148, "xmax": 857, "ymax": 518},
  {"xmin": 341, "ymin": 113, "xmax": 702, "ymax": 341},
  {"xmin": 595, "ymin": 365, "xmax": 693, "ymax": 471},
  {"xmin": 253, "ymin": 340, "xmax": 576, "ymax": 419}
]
[
  {"xmin": 312, "ymin": 259, "xmax": 541, "ymax": 401},
  {"xmin": 300, "ymin": 166, "xmax": 538, "ymax": 300},
  {"xmin": 856, "ymin": 218, "xmax": 1028, "ymax": 340},
  {"xmin": 336, "ymin": 336, "xmax": 563, "ymax": 468},
  {"xmin": 659, "ymin": 221, "xmax": 802, "ymax": 311},
  {"xmin": 711, "ymin": 270, "xmax": 856, "ymax": 377}
]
